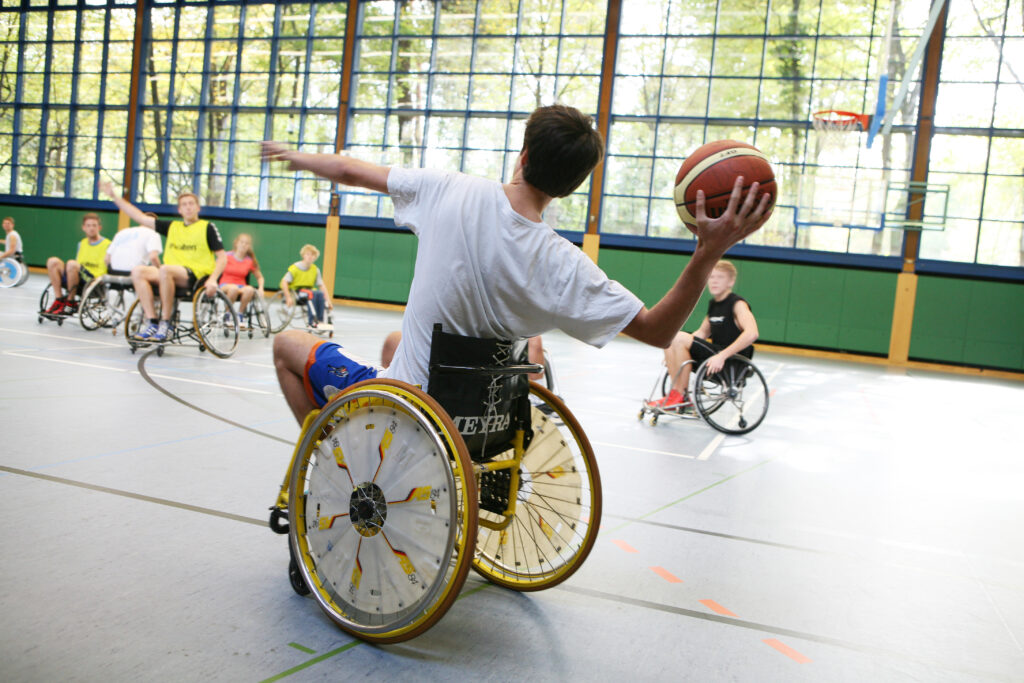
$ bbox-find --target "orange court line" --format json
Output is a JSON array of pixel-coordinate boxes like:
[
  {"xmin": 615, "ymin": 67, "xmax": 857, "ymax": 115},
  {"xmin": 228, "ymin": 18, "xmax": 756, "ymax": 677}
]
[
  {"xmin": 763, "ymin": 639, "xmax": 812, "ymax": 663},
  {"xmin": 650, "ymin": 566, "xmax": 683, "ymax": 583},
  {"xmin": 699, "ymin": 599, "xmax": 737, "ymax": 617},
  {"xmin": 611, "ymin": 539, "xmax": 638, "ymax": 553}
]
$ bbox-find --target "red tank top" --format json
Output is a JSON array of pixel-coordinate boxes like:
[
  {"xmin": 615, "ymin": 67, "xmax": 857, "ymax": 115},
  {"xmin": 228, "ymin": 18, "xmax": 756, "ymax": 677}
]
[{"xmin": 219, "ymin": 252, "xmax": 256, "ymax": 286}]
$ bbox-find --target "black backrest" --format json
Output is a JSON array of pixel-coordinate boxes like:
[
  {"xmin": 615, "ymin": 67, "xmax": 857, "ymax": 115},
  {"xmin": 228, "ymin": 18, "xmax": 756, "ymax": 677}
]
[{"xmin": 427, "ymin": 324, "xmax": 531, "ymax": 462}]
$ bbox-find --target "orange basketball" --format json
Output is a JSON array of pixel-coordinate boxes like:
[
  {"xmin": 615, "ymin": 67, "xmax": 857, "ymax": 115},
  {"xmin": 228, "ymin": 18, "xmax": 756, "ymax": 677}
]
[{"xmin": 674, "ymin": 140, "xmax": 775, "ymax": 229}]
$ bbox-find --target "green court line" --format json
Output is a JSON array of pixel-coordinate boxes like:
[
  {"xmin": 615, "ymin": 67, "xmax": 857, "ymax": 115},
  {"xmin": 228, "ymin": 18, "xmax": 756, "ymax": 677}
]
[
  {"xmin": 260, "ymin": 582, "xmax": 494, "ymax": 681},
  {"xmin": 604, "ymin": 458, "xmax": 773, "ymax": 533},
  {"xmin": 287, "ymin": 643, "xmax": 315, "ymax": 655}
]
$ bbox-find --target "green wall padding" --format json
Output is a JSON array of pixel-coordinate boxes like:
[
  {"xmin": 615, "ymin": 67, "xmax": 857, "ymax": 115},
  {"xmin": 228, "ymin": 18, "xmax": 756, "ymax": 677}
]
[
  {"xmin": 911, "ymin": 276, "xmax": 1024, "ymax": 370},
  {"xmin": 598, "ymin": 247, "xmax": 897, "ymax": 355},
  {"xmin": 0, "ymin": 205, "xmax": 119, "ymax": 266}
]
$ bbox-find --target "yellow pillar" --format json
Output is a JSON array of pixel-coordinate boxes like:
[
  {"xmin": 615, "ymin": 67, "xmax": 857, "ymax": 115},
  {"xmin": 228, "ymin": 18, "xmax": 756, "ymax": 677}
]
[
  {"xmin": 117, "ymin": 210, "xmax": 130, "ymax": 231},
  {"xmin": 888, "ymin": 271, "xmax": 918, "ymax": 363},
  {"xmin": 582, "ymin": 233, "xmax": 600, "ymax": 264},
  {"xmin": 321, "ymin": 212, "xmax": 340, "ymax": 300}
]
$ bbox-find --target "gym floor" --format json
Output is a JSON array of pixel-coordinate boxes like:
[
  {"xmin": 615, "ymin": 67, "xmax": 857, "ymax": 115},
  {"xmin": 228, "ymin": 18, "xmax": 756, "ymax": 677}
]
[{"xmin": 2, "ymin": 273, "xmax": 1022, "ymax": 682}]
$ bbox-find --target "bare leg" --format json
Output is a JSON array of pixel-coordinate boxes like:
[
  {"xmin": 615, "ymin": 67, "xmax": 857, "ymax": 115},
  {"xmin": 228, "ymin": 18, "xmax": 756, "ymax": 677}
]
[
  {"xmin": 665, "ymin": 332, "xmax": 695, "ymax": 394},
  {"xmin": 274, "ymin": 330, "xmax": 320, "ymax": 424},
  {"xmin": 238, "ymin": 285, "xmax": 255, "ymax": 311},
  {"xmin": 381, "ymin": 330, "xmax": 402, "ymax": 368},
  {"xmin": 65, "ymin": 260, "xmax": 81, "ymax": 298},
  {"xmin": 131, "ymin": 265, "xmax": 160, "ymax": 320},
  {"xmin": 221, "ymin": 284, "xmax": 240, "ymax": 305},
  {"xmin": 527, "ymin": 336, "xmax": 544, "ymax": 382},
  {"xmin": 46, "ymin": 257, "xmax": 66, "ymax": 298},
  {"xmin": 157, "ymin": 265, "xmax": 191, "ymax": 321}
]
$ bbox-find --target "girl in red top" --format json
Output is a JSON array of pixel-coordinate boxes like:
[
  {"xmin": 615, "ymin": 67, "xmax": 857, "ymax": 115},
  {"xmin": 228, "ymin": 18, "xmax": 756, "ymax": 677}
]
[{"xmin": 218, "ymin": 233, "xmax": 265, "ymax": 327}]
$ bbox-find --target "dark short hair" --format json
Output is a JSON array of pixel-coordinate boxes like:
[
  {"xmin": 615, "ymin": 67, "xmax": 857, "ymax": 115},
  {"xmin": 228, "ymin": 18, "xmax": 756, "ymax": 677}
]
[{"xmin": 521, "ymin": 104, "xmax": 604, "ymax": 198}]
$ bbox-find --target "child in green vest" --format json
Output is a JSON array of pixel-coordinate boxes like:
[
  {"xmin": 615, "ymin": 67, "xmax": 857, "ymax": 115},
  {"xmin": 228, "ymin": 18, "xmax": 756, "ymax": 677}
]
[{"xmin": 280, "ymin": 244, "xmax": 332, "ymax": 328}]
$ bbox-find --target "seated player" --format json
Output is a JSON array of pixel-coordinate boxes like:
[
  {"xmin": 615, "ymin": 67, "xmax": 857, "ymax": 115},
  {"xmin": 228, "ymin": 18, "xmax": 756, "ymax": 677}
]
[
  {"xmin": 101, "ymin": 180, "xmax": 226, "ymax": 342},
  {"xmin": 262, "ymin": 104, "xmax": 771, "ymax": 425},
  {"xmin": 45, "ymin": 213, "xmax": 110, "ymax": 314},
  {"xmin": 218, "ymin": 233, "xmax": 265, "ymax": 327},
  {"xmin": 381, "ymin": 329, "xmax": 546, "ymax": 384},
  {"xmin": 647, "ymin": 260, "xmax": 759, "ymax": 410},
  {"xmin": 0, "ymin": 216, "xmax": 23, "ymax": 263},
  {"xmin": 280, "ymin": 244, "xmax": 332, "ymax": 328},
  {"xmin": 105, "ymin": 212, "xmax": 162, "ymax": 275}
]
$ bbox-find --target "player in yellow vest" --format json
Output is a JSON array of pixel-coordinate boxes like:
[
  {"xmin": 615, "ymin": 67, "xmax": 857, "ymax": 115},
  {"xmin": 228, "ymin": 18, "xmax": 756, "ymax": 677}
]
[
  {"xmin": 44, "ymin": 212, "xmax": 110, "ymax": 314},
  {"xmin": 101, "ymin": 181, "xmax": 226, "ymax": 342},
  {"xmin": 280, "ymin": 244, "xmax": 333, "ymax": 327}
]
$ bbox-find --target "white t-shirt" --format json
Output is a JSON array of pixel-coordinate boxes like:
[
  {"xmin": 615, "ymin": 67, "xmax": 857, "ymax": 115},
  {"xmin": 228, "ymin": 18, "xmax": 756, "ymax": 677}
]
[
  {"xmin": 107, "ymin": 226, "xmax": 163, "ymax": 273},
  {"xmin": 4, "ymin": 230, "xmax": 22, "ymax": 255},
  {"xmin": 381, "ymin": 167, "xmax": 644, "ymax": 389}
]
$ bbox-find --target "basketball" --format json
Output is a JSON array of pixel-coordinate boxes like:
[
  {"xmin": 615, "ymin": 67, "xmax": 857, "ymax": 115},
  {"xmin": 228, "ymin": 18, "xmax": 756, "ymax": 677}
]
[{"xmin": 674, "ymin": 140, "xmax": 775, "ymax": 228}]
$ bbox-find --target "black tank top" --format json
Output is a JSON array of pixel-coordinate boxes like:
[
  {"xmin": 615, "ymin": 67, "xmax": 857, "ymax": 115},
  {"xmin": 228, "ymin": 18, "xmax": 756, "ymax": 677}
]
[{"xmin": 707, "ymin": 293, "xmax": 753, "ymax": 356}]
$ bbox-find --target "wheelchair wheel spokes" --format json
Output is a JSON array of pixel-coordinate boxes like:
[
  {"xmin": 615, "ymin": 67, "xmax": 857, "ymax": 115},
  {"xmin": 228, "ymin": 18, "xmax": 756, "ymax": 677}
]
[
  {"xmin": 693, "ymin": 357, "xmax": 769, "ymax": 435},
  {"xmin": 290, "ymin": 381, "xmax": 477, "ymax": 642},
  {"xmin": 0, "ymin": 258, "xmax": 23, "ymax": 288},
  {"xmin": 193, "ymin": 289, "xmax": 238, "ymax": 358},
  {"xmin": 473, "ymin": 383, "xmax": 601, "ymax": 591},
  {"xmin": 78, "ymin": 280, "xmax": 110, "ymax": 330},
  {"xmin": 252, "ymin": 297, "xmax": 271, "ymax": 338},
  {"xmin": 267, "ymin": 291, "xmax": 293, "ymax": 333}
]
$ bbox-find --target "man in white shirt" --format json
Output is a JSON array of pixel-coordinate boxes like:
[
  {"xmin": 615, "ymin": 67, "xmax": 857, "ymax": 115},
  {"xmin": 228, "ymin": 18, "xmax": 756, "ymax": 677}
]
[
  {"xmin": 105, "ymin": 213, "xmax": 163, "ymax": 274},
  {"xmin": 262, "ymin": 104, "xmax": 773, "ymax": 424}
]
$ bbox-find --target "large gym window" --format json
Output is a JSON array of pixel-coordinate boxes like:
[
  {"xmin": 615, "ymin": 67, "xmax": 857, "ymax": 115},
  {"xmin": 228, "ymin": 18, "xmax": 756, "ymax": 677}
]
[
  {"xmin": 342, "ymin": 0, "xmax": 607, "ymax": 231},
  {"xmin": 920, "ymin": 0, "xmax": 1023, "ymax": 268},
  {"xmin": 601, "ymin": 0, "xmax": 929, "ymax": 259},
  {"xmin": 0, "ymin": 2, "xmax": 135, "ymax": 200},
  {"xmin": 135, "ymin": 0, "xmax": 348, "ymax": 214}
]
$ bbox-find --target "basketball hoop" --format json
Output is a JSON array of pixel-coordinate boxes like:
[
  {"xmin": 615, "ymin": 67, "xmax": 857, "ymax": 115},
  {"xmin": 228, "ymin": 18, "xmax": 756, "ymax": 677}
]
[{"xmin": 812, "ymin": 110, "xmax": 871, "ymax": 148}]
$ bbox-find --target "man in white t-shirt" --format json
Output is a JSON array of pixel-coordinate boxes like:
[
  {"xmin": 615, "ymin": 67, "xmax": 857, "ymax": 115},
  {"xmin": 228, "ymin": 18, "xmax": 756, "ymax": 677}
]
[
  {"xmin": 105, "ymin": 213, "xmax": 163, "ymax": 275},
  {"xmin": 262, "ymin": 105, "xmax": 773, "ymax": 424}
]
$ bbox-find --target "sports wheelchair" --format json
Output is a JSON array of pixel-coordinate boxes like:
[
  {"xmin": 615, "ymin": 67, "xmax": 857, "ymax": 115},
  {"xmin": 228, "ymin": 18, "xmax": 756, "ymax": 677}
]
[
  {"xmin": 123, "ymin": 275, "xmax": 239, "ymax": 358},
  {"xmin": 78, "ymin": 270, "xmax": 134, "ymax": 333},
  {"xmin": 268, "ymin": 325, "xmax": 601, "ymax": 642},
  {"xmin": 639, "ymin": 352, "xmax": 769, "ymax": 435},
  {"xmin": 38, "ymin": 267, "xmax": 94, "ymax": 326},
  {"xmin": 266, "ymin": 288, "xmax": 334, "ymax": 337},
  {"xmin": 0, "ymin": 256, "xmax": 29, "ymax": 288},
  {"xmin": 239, "ymin": 292, "xmax": 271, "ymax": 339}
]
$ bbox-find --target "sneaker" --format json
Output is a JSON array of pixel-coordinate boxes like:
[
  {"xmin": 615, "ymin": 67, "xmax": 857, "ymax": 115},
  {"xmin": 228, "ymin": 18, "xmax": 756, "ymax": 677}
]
[
  {"xmin": 151, "ymin": 320, "xmax": 170, "ymax": 342},
  {"xmin": 135, "ymin": 321, "xmax": 159, "ymax": 340},
  {"xmin": 46, "ymin": 298, "xmax": 66, "ymax": 315},
  {"xmin": 647, "ymin": 389, "xmax": 690, "ymax": 411},
  {"xmin": 62, "ymin": 299, "xmax": 78, "ymax": 314}
]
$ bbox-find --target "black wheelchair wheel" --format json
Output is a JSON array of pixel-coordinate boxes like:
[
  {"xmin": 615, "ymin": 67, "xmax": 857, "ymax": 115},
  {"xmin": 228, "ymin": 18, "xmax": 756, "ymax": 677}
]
[
  {"xmin": 692, "ymin": 356, "xmax": 769, "ymax": 435},
  {"xmin": 193, "ymin": 289, "xmax": 238, "ymax": 358},
  {"xmin": 78, "ymin": 279, "xmax": 110, "ymax": 331},
  {"xmin": 266, "ymin": 291, "xmax": 293, "ymax": 333},
  {"xmin": 38, "ymin": 284, "xmax": 53, "ymax": 321}
]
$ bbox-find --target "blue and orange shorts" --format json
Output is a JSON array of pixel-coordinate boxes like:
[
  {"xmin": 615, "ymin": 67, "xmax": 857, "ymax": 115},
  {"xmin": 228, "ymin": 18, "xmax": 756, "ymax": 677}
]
[{"xmin": 303, "ymin": 341, "xmax": 380, "ymax": 408}]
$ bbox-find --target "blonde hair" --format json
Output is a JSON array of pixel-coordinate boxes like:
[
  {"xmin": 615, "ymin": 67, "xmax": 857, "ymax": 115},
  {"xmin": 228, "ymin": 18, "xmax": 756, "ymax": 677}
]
[
  {"xmin": 713, "ymin": 260, "xmax": 737, "ymax": 279},
  {"xmin": 176, "ymin": 191, "xmax": 200, "ymax": 205},
  {"xmin": 300, "ymin": 244, "xmax": 320, "ymax": 260}
]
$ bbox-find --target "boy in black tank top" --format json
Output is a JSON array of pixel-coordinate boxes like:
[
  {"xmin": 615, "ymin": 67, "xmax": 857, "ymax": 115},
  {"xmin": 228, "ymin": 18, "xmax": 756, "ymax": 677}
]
[{"xmin": 647, "ymin": 260, "xmax": 759, "ymax": 410}]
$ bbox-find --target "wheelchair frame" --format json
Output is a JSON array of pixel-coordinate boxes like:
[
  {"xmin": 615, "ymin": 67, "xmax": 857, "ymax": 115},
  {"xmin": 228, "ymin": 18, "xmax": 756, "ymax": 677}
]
[
  {"xmin": 79, "ymin": 274, "xmax": 134, "ymax": 334},
  {"xmin": 240, "ymin": 291, "xmax": 271, "ymax": 339},
  {"xmin": 123, "ymin": 278, "xmax": 239, "ymax": 358},
  {"xmin": 638, "ymin": 354, "xmax": 770, "ymax": 435},
  {"xmin": 268, "ymin": 355, "xmax": 601, "ymax": 642},
  {"xmin": 265, "ymin": 289, "xmax": 334, "ymax": 337}
]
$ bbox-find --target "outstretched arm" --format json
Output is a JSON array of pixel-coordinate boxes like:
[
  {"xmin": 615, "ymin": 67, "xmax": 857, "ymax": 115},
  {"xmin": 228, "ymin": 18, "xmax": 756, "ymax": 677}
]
[
  {"xmin": 261, "ymin": 142, "xmax": 390, "ymax": 194},
  {"xmin": 99, "ymin": 180, "xmax": 156, "ymax": 229},
  {"xmin": 622, "ymin": 177, "xmax": 773, "ymax": 348}
]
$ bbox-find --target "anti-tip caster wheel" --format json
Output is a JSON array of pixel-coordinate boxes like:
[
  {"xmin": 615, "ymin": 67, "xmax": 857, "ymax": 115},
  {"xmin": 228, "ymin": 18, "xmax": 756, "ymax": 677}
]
[
  {"xmin": 156, "ymin": 345, "xmax": 165, "ymax": 357},
  {"xmin": 288, "ymin": 556, "xmax": 310, "ymax": 596},
  {"xmin": 650, "ymin": 415, "xmax": 658, "ymax": 426}
]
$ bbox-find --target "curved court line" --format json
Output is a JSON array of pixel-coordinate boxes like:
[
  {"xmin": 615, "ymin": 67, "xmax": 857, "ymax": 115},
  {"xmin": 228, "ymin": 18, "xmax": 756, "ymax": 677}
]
[{"xmin": 136, "ymin": 348, "xmax": 292, "ymax": 445}]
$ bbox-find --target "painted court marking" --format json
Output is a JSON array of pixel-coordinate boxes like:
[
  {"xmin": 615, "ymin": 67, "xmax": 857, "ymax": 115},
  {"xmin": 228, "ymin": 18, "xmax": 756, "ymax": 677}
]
[
  {"xmin": 592, "ymin": 440, "xmax": 695, "ymax": 459},
  {"xmin": 763, "ymin": 638, "xmax": 812, "ymax": 663},
  {"xmin": 650, "ymin": 566, "xmax": 683, "ymax": 583},
  {"xmin": 699, "ymin": 599, "xmax": 737, "ymax": 617},
  {"xmin": 612, "ymin": 539, "xmax": 638, "ymax": 553}
]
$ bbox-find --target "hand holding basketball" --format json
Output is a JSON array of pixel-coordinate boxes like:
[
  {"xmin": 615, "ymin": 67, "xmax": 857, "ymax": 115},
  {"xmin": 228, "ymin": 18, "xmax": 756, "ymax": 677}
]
[{"xmin": 692, "ymin": 176, "xmax": 774, "ymax": 255}]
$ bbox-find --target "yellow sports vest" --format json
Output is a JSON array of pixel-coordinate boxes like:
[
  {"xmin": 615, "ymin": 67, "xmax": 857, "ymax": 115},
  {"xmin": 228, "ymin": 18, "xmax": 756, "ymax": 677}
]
[
  {"xmin": 287, "ymin": 263, "xmax": 319, "ymax": 290},
  {"xmin": 76, "ymin": 237, "xmax": 110, "ymax": 277},
  {"xmin": 165, "ymin": 219, "xmax": 216, "ymax": 278}
]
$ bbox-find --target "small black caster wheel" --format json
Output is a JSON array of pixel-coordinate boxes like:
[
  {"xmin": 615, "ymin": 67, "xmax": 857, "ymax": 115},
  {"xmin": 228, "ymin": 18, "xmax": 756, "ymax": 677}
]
[
  {"xmin": 289, "ymin": 557, "xmax": 310, "ymax": 596},
  {"xmin": 57, "ymin": 318, "xmax": 63, "ymax": 326},
  {"xmin": 268, "ymin": 507, "xmax": 289, "ymax": 535},
  {"xmin": 37, "ymin": 316, "xmax": 42, "ymax": 323},
  {"xmin": 738, "ymin": 417, "xmax": 747, "ymax": 429},
  {"xmin": 637, "ymin": 409, "xmax": 644, "ymax": 421},
  {"xmin": 650, "ymin": 415, "xmax": 658, "ymax": 426},
  {"xmin": 156, "ymin": 345, "xmax": 165, "ymax": 357},
  {"xmin": 198, "ymin": 343, "xmax": 205, "ymax": 353}
]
